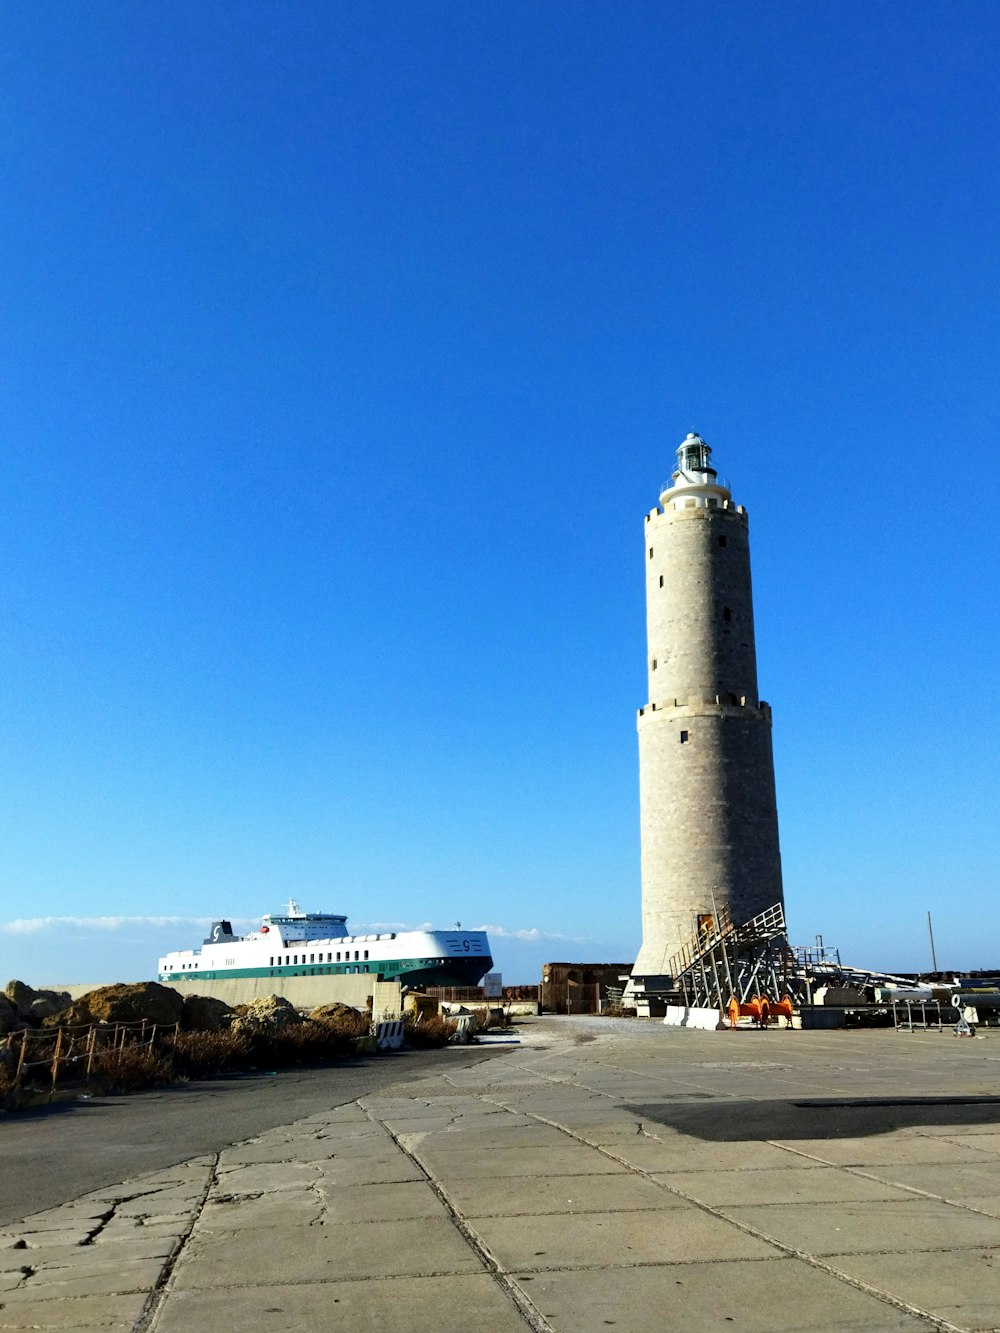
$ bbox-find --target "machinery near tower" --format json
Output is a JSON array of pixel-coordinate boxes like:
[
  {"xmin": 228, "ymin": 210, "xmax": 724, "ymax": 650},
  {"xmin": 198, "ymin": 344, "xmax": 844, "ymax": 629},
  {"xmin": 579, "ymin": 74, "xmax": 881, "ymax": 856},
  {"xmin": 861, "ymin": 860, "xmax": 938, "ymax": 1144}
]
[{"xmin": 629, "ymin": 433, "xmax": 784, "ymax": 994}]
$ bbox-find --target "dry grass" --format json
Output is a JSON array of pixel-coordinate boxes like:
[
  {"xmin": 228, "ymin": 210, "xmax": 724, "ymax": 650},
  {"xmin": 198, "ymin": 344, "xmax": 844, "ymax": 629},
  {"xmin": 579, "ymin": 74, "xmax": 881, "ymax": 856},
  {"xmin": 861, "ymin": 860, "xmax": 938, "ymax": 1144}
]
[
  {"xmin": 0, "ymin": 1007, "xmax": 410, "ymax": 1112},
  {"xmin": 169, "ymin": 1029, "xmax": 253, "ymax": 1077},
  {"xmin": 90, "ymin": 1042, "xmax": 173, "ymax": 1091},
  {"xmin": 168, "ymin": 1014, "xmax": 370, "ymax": 1075},
  {"xmin": 252, "ymin": 1018, "xmax": 367, "ymax": 1066},
  {"xmin": 0, "ymin": 1063, "xmax": 20, "ymax": 1110},
  {"xmin": 402, "ymin": 1014, "xmax": 458, "ymax": 1048}
]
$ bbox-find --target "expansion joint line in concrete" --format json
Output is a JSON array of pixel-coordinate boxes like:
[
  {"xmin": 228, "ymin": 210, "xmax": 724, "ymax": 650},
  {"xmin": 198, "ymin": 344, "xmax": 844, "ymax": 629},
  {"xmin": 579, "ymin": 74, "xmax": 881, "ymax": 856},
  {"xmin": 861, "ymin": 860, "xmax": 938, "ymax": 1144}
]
[
  {"xmin": 771, "ymin": 1139, "xmax": 1000, "ymax": 1224},
  {"xmin": 359, "ymin": 1102, "xmax": 554, "ymax": 1333},
  {"xmin": 132, "ymin": 1150, "xmax": 221, "ymax": 1333},
  {"xmin": 494, "ymin": 1100, "xmax": 962, "ymax": 1333}
]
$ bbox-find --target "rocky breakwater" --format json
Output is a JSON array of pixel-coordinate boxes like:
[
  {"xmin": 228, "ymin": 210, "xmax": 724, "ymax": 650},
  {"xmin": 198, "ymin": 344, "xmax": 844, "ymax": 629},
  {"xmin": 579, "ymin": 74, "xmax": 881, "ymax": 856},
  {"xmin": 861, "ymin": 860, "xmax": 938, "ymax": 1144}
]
[
  {"xmin": 0, "ymin": 979, "xmax": 233, "ymax": 1035},
  {"xmin": 0, "ymin": 981, "xmax": 391, "ymax": 1106},
  {"xmin": 0, "ymin": 981, "xmax": 72, "ymax": 1032}
]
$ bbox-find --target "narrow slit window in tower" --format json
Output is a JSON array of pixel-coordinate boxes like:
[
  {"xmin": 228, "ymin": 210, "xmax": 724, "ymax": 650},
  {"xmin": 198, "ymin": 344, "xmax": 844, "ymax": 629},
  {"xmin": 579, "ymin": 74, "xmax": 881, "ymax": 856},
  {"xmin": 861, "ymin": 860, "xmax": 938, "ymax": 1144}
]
[
  {"xmin": 718, "ymin": 535, "xmax": 727, "ymax": 547},
  {"xmin": 723, "ymin": 607, "xmax": 732, "ymax": 623},
  {"xmin": 679, "ymin": 730, "xmax": 689, "ymax": 743},
  {"xmin": 648, "ymin": 547, "xmax": 654, "ymax": 559},
  {"xmin": 659, "ymin": 574, "xmax": 664, "ymax": 587}
]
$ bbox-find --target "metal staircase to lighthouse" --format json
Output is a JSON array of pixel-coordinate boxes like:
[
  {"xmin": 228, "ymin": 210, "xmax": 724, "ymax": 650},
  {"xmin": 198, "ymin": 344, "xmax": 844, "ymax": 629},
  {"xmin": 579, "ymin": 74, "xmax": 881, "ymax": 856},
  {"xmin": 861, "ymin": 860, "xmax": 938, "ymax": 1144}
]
[{"xmin": 667, "ymin": 901, "xmax": 803, "ymax": 1011}]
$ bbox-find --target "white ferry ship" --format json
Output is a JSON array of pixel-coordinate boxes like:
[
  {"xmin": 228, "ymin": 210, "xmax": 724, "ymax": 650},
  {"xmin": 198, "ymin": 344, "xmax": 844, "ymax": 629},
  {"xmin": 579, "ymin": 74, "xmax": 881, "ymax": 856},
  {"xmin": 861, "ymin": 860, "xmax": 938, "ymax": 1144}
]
[{"xmin": 157, "ymin": 901, "xmax": 493, "ymax": 989}]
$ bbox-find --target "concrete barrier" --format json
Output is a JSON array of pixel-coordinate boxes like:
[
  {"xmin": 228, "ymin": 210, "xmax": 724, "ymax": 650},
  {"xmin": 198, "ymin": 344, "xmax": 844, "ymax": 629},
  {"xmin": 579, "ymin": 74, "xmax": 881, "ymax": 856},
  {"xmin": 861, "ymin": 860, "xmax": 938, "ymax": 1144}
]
[
  {"xmin": 374, "ymin": 1020, "xmax": 405, "ymax": 1050},
  {"xmin": 663, "ymin": 1004, "xmax": 725, "ymax": 1031}
]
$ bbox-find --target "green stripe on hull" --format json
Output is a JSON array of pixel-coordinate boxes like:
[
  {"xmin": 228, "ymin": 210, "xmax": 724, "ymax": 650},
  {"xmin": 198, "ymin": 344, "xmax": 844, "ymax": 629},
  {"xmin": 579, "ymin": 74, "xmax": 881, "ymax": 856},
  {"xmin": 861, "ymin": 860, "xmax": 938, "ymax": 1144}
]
[{"xmin": 160, "ymin": 957, "xmax": 492, "ymax": 987}]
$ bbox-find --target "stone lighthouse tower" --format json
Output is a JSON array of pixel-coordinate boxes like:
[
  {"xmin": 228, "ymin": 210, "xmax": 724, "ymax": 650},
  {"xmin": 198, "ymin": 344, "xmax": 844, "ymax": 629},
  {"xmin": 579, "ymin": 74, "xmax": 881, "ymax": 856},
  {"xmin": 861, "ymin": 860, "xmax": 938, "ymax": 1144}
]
[{"xmin": 631, "ymin": 432, "xmax": 784, "ymax": 984}]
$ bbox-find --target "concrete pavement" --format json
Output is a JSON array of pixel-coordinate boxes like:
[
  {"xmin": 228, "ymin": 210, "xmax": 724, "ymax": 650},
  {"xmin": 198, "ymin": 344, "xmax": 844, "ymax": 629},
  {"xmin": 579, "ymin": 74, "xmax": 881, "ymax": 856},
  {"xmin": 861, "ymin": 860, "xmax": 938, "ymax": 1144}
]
[
  {"xmin": 0, "ymin": 1046, "xmax": 504, "ymax": 1226},
  {"xmin": 2, "ymin": 1016, "xmax": 1000, "ymax": 1331}
]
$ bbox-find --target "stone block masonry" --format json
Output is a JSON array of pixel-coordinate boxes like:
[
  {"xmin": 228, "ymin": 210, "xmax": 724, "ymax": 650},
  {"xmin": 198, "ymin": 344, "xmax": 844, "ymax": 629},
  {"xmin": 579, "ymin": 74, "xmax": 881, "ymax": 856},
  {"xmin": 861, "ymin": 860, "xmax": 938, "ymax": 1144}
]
[{"xmin": 631, "ymin": 434, "xmax": 784, "ymax": 980}]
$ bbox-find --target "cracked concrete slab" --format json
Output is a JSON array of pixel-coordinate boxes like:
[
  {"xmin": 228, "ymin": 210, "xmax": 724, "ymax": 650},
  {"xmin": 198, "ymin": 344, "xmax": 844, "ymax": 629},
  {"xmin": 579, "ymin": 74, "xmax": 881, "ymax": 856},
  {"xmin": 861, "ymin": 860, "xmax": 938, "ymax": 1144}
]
[
  {"xmin": 0, "ymin": 1291, "xmax": 147, "ymax": 1328},
  {"xmin": 770, "ymin": 1135, "xmax": 996, "ymax": 1167},
  {"xmin": 168, "ymin": 1218, "xmax": 484, "ymax": 1288},
  {"xmin": 600, "ymin": 1137, "xmax": 827, "ymax": 1173},
  {"xmin": 214, "ymin": 1138, "xmax": 341, "ymax": 1165},
  {"xmin": 718, "ymin": 1197, "xmax": 1000, "ymax": 1256},
  {"xmin": 314, "ymin": 1153, "xmax": 425, "ymax": 1186},
  {"xmin": 441, "ymin": 1171, "xmax": 690, "ymax": 1217},
  {"xmin": 211, "ymin": 1162, "xmax": 320, "ymax": 1193},
  {"xmin": 860, "ymin": 1160, "xmax": 1000, "ymax": 1197},
  {"xmin": 1, "ymin": 1258, "xmax": 166, "ymax": 1302},
  {"xmin": 515, "ymin": 1258, "xmax": 931, "ymax": 1330},
  {"xmin": 152, "ymin": 1274, "xmax": 531, "ymax": 1333},
  {"xmin": 318, "ymin": 1181, "xmax": 445, "ymax": 1224},
  {"xmin": 401, "ymin": 1123, "xmax": 571, "ymax": 1152},
  {"xmin": 416, "ymin": 1144, "xmax": 629, "ymax": 1180},
  {"xmin": 467, "ymin": 1206, "xmax": 779, "ymax": 1269},
  {"xmin": 0, "ymin": 1234, "xmax": 177, "ymax": 1267},
  {"xmin": 828, "ymin": 1248, "xmax": 1000, "ymax": 1331},
  {"xmin": 654, "ymin": 1165, "xmax": 919, "ymax": 1206},
  {"xmin": 199, "ymin": 1191, "xmax": 323, "ymax": 1229}
]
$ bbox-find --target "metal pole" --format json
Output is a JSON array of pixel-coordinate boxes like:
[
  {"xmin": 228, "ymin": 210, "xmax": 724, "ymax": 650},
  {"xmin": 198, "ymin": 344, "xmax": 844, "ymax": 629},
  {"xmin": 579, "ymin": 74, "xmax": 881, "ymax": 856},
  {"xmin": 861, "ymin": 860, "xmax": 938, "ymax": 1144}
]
[
  {"xmin": 927, "ymin": 911, "xmax": 939, "ymax": 974},
  {"xmin": 710, "ymin": 887, "xmax": 736, "ymax": 1004}
]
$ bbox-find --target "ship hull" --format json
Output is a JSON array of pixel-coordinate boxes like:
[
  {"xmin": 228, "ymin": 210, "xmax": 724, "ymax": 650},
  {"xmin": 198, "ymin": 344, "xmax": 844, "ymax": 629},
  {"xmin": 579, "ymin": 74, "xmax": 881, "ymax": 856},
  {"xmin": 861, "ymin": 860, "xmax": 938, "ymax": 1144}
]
[{"xmin": 159, "ymin": 955, "xmax": 492, "ymax": 989}]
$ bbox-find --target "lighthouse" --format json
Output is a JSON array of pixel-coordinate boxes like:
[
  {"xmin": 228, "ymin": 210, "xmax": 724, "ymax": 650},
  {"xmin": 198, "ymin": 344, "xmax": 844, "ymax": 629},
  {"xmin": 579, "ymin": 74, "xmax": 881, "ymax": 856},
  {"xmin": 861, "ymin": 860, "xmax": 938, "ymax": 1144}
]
[{"xmin": 630, "ymin": 433, "xmax": 784, "ymax": 984}]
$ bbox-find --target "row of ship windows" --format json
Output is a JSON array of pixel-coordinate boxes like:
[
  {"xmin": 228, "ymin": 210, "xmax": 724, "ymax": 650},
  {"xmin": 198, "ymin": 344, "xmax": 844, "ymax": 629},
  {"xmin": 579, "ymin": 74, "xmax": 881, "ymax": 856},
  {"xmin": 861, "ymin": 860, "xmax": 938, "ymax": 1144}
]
[
  {"xmin": 271, "ymin": 950, "xmax": 369, "ymax": 965},
  {"xmin": 269, "ymin": 957, "xmax": 447, "ymax": 973},
  {"xmin": 271, "ymin": 966, "xmax": 372, "ymax": 976},
  {"xmin": 176, "ymin": 948, "xmax": 372, "ymax": 971},
  {"xmin": 174, "ymin": 953, "xmax": 452, "ymax": 975}
]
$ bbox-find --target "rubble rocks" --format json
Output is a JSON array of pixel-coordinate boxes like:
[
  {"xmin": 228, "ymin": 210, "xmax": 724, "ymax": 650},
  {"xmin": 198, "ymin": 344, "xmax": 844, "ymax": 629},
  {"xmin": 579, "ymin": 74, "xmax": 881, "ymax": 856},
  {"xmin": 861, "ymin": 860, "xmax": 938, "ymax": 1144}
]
[
  {"xmin": 308, "ymin": 1002, "xmax": 363, "ymax": 1025},
  {"xmin": 40, "ymin": 1000, "xmax": 96, "ymax": 1029},
  {"xmin": 230, "ymin": 994, "xmax": 301, "ymax": 1036},
  {"xmin": 0, "ymin": 992, "xmax": 22, "ymax": 1035},
  {"xmin": 181, "ymin": 994, "xmax": 233, "ymax": 1032},
  {"xmin": 4, "ymin": 981, "xmax": 72, "ymax": 1023},
  {"xmin": 77, "ymin": 982, "xmax": 185, "ymax": 1027}
]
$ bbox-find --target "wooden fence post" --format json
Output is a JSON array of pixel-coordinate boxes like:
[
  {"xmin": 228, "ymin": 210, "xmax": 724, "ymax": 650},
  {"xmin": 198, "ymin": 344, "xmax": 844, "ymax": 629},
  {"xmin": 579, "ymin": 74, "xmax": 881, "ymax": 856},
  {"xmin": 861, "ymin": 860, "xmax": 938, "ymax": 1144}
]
[
  {"xmin": 15, "ymin": 1030, "xmax": 28, "ymax": 1087},
  {"xmin": 85, "ymin": 1026, "xmax": 97, "ymax": 1080},
  {"xmin": 50, "ymin": 1028, "xmax": 64, "ymax": 1094}
]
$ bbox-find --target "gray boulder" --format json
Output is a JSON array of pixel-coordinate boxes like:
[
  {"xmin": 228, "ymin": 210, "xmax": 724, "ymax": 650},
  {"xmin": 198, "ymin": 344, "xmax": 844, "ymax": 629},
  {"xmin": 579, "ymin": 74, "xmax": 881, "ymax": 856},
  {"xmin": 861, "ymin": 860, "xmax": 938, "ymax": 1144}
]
[
  {"xmin": 0, "ymin": 993, "xmax": 22, "ymax": 1035},
  {"xmin": 28, "ymin": 991, "xmax": 72, "ymax": 1021},
  {"xmin": 182, "ymin": 994, "xmax": 233, "ymax": 1032},
  {"xmin": 3, "ymin": 981, "xmax": 71, "ymax": 1024}
]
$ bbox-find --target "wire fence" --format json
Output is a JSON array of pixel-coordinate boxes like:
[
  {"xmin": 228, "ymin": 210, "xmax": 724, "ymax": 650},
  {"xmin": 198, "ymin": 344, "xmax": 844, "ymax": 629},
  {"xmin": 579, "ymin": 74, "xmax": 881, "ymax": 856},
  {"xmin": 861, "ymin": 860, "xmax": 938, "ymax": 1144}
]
[{"xmin": 1, "ymin": 1019, "xmax": 181, "ymax": 1097}]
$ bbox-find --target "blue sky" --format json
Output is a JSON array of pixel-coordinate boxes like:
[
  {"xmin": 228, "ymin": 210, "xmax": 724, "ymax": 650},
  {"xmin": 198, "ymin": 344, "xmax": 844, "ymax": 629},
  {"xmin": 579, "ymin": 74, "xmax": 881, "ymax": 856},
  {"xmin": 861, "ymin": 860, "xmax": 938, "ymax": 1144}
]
[{"xmin": 1, "ymin": 2, "xmax": 997, "ymax": 986}]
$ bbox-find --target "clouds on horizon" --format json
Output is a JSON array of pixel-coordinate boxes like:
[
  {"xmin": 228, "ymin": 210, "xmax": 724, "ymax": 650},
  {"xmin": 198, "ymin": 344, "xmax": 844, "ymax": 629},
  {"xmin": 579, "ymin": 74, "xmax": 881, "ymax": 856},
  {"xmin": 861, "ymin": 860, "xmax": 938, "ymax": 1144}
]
[
  {"xmin": 0, "ymin": 915, "xmax": 253, "ymax": 936},
  {"xmin": 0, "ymin": 914, "xmax": 592, "ymax": 945}
]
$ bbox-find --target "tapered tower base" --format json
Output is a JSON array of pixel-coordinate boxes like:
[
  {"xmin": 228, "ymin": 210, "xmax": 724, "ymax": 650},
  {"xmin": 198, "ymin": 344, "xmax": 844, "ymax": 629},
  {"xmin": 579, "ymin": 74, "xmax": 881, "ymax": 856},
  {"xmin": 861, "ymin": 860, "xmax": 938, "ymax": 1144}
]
[{"xmin": 633, "ymin": 700, "xmax": 782, "ymax": 977}]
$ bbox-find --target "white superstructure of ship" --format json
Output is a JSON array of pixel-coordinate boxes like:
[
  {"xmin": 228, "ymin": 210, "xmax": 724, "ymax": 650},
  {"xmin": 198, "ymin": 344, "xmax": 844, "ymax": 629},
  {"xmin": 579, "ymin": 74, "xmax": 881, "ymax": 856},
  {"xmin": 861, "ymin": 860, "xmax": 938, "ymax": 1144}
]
[{"xmin": 158, "ymin": 900, "xmax": 492, "ymax": 989}]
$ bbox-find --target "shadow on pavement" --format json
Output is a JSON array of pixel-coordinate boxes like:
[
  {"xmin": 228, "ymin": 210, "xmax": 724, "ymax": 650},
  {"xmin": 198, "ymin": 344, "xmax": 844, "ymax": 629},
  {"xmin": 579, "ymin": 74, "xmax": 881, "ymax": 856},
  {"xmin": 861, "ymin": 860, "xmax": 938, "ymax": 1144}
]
[{"xmin": 624, "ymin": 1096, "xmax": 1000, "ymax": 1141}]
